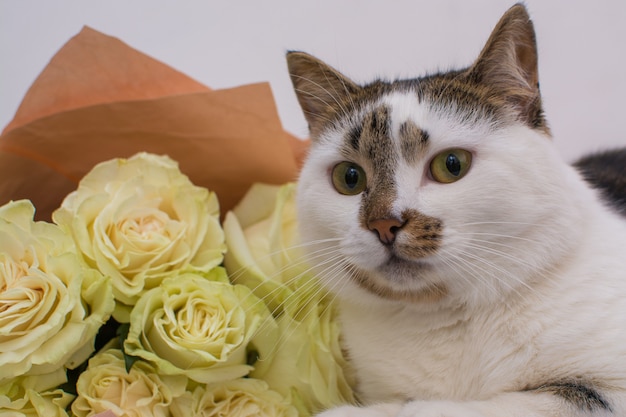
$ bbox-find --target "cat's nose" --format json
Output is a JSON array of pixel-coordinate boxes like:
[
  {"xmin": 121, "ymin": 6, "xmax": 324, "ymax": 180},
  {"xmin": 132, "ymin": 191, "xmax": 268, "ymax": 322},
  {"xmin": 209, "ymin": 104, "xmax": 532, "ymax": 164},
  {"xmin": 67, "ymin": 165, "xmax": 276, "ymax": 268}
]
[{"xmin": 368, "ymin": 218, "xmax": 405, "ymax": 245}]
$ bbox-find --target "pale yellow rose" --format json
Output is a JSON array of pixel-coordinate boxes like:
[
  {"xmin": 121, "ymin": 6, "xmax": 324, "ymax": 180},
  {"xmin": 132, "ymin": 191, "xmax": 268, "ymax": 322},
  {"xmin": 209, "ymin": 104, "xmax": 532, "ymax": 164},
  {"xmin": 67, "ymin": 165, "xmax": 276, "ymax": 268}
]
[
  {"xmin": 170, "ymin": 378, "xmax": 298, "ymax": 417},
  {"xmin": 71, "ymin": 348, "xmax": 187, "ymax": 417},
  {"xmin": 223, "ymin": 183, "xmax": 355, "ymax": 416},
  {"xmin": 250, "ymin": 278, "xmax": 355, "ymax": 416},
  {"xmin": 0, "ymin": 200, "xmax": 114, "ymax": 382},
  {"xmin": 52, "ymin": 152, "xmax": 226, "ymax": 322},
  {"xmin": 0, "ymin": 370, "xmax": 74, "ymax": 417},
  {"xmin": 223, "ymin": 183, "xmax": 306, "ymax": 313},
  {"xmin": 124, "ymin": 270, "xmax": 278, "ymax": 384}
]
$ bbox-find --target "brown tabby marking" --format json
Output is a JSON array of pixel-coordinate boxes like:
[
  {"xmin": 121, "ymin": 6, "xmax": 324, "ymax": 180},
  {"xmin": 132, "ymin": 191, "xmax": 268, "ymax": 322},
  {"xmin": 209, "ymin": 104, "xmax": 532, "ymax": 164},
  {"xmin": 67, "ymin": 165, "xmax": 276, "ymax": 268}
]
[
  {"xmin": 395, "ymin": 209, "xmax": 443, "ymax": 259},
  {"xmin": 398, "ymin": 120, "xmax": 429, "ymax": 164},
  {"xmin": 343, "ymin": 106, "xmax": 400, "ymax": 231}
]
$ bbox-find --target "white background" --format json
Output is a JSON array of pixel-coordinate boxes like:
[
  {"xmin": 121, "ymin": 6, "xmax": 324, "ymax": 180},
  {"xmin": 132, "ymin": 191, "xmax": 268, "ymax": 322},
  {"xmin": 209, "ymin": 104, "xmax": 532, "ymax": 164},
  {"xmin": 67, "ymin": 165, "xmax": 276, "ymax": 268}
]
[{"xmin": 1, "ymin": 0, "xmax": 624, "ymax": 162}]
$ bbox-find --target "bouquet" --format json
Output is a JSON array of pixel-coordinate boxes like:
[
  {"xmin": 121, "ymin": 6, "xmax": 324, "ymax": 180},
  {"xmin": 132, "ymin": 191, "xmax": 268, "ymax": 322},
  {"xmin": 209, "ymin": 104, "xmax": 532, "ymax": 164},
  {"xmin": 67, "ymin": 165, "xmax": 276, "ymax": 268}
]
[
  {"xmin": 0, "ymin": 28, "xmax": 354, "ymax": 417},
  {"xmin": 0, "ymin": 152, "xmax": 355, "ymax": 417}
]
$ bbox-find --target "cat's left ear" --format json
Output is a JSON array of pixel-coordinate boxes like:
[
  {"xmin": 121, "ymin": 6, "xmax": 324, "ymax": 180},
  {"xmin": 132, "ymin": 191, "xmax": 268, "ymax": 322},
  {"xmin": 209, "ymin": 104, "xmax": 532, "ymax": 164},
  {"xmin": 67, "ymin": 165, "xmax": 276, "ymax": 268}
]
[
  {"xmin": 287, "ymin": 51, "xmax": 360, "ymax": 138},
  {"xmin": 469, "ymin": 4, "xmax": 546, "ymax": 130}
]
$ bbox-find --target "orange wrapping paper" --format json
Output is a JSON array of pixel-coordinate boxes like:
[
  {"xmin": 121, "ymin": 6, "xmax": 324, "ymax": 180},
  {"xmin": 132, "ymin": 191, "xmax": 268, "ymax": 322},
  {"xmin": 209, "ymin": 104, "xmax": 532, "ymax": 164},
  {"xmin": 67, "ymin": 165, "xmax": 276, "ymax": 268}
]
[{"xmin": 0, "ymin": 27, "xmax": 309, "ymax": 221}]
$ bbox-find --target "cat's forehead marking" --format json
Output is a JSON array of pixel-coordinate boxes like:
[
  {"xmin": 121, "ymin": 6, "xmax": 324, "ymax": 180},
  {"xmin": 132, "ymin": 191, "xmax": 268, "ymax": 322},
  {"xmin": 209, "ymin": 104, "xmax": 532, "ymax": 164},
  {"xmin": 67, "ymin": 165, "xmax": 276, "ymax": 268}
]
[
  {"xmin": 343, "ymin": 105, "xmax": 390, "ymax": 152},
  {"xmin": 398, "ymin": 120, "xmax": 429, "ymax": 164},
  {"xmin": 360, "ymin": 106, "xmax": 392, "ymax": 161},
  {"xmin": 343, "ymin": 92, "xmax": 431, "ymax": 159},
  {"xmin": 359, "ymin": 106, "xmax": 396, "ymax": 197},
  {"xmin": 341, "ymin": 104, "xmax": 396, "ymax": 168}
]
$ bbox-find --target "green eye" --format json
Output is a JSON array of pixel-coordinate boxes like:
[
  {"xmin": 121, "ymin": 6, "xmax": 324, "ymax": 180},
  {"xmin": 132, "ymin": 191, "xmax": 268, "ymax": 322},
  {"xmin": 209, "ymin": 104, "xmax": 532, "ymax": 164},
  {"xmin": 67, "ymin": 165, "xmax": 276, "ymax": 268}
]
[
  {"xmin": 332, "ymin": 162, "xmax": 367, "ymax": 195},
  {"xmin": 430, "ymin": 149, "xmax": 472, "ymax": 183}
]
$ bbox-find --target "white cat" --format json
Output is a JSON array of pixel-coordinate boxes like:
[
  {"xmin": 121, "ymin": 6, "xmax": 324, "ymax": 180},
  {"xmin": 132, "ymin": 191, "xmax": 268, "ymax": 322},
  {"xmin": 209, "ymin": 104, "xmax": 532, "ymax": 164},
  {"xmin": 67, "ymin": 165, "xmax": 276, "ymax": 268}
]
[{"xmin": 288, "ymin": 4, "xmax": 626, "ymax": 417}]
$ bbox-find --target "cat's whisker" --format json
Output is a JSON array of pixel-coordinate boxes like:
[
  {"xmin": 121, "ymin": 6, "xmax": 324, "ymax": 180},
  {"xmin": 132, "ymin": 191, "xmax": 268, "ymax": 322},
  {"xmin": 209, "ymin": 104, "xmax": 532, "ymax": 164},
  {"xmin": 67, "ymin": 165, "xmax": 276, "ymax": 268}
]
[
  {"xmin": 452, "ymin": 236, "xmax": 535, "ymax": 253},
  {"xmin": 451, "ymin": 235, "xmax": 541, "ymax": 264},
  {"xmin": 252, "ymin": 254, "xmax": 352, "ymax": 360},
  {"xmin": 454, "ymin": 237, "xmax": 562, "ymax": 299},
  {"xmin": 458, "ymin": 221, "xmax": 538, "ymax": 227},
  {"xmin": 451, "ymin": 234, "xmax": 560, "ymax": 279},
  {"xmin": 238, "ymin": 249, "xmax": 344, "ymax": 319},
  {"xmin": 246, "ymin": 261, "xmax": 334, "ymax": 351},
  {"xmin": 447, "ymin": 246, "xmax": 538, "ymax": 302},
  {"xmin": 454, "ymin": 231, "xmax": 543, "ymax": 245},
  {"xmin": 456, "ymin": 239, "xmax": 542, "ymax": 270},
  {"xmin": 284, "ymin": 237, "xmax": 344, "ymax": 252},
  {"xmin": 435, "ymin": 249, "xmax": 483, "ymax": 289},
  {"xmin": 239, "ymin": 241, "xmax": 343, "ymax": 304},
  {"xmin": 227, "ymin": 237, "xmax": 342, "ymax": 284},
  {"xmin": 437, "ymin": 247, "xmax": 502, "ymax": 299}
]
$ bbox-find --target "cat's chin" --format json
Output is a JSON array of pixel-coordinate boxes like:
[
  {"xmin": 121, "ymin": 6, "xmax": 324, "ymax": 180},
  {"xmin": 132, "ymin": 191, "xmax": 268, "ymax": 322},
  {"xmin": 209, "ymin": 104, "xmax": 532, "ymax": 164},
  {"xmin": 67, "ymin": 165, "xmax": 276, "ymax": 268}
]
[
  {"xmin": 350, "ymin": 255, "xmax": 448, "ymax": 303},
  {"xmin": 379, "ymin": 254, "xmax": 427, "ymax": 276}
]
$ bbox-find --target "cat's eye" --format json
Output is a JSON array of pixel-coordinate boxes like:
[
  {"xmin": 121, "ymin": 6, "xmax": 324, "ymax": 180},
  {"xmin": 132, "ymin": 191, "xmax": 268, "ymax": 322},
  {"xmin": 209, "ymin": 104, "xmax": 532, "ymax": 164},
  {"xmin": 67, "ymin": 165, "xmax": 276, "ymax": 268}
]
[
  {"xmin": 332, "ymin": 162, "xmax": 367, "ymax": 195},
  {"xmin": 429, "ymin": 149, "xmax": 472, "ymax": 183}
]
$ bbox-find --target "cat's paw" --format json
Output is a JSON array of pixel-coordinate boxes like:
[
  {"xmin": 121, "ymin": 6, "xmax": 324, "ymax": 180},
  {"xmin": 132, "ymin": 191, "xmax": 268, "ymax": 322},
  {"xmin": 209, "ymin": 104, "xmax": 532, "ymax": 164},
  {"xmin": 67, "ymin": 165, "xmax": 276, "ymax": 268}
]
[{"xmin": 316, "ymin": 403, "xmax": 403, "ymax": 417}]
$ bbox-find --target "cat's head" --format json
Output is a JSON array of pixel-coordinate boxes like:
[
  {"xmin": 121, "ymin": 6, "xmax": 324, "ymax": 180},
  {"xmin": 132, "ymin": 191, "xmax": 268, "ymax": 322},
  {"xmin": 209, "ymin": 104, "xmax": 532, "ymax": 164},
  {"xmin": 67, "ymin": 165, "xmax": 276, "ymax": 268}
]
[{"xmin": 288, "ymin": 4, "xmax": 584, "ymax": 308}]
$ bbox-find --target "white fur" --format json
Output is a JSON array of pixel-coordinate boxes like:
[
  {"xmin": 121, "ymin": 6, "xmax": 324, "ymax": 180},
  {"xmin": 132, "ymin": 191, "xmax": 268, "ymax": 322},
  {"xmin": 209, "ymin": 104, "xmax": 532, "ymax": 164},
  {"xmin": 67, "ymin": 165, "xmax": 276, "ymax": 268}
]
[{"xmin": 296, "ymin": 91, "xmax": 626, "ymax": 416}]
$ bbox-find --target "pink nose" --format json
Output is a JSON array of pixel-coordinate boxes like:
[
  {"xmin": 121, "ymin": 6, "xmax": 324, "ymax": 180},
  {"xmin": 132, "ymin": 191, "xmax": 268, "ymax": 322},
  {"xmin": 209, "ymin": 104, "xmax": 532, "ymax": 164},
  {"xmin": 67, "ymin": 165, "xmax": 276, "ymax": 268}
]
[{"xmin": 368, "ymin": 218, "xmax": 405, "ymax": 245}]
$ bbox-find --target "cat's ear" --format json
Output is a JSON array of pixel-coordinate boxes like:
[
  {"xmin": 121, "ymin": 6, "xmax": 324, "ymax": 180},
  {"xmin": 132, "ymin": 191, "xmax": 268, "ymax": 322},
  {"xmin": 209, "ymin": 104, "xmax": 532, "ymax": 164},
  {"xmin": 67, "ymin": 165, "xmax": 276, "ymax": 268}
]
[
  {"xmin": 469, "ymin": 4, "xmax": 546, "ymax": 130},
  {"xmin": 286, "ymin": 51, "xmax": 360, "ymax": 137}
]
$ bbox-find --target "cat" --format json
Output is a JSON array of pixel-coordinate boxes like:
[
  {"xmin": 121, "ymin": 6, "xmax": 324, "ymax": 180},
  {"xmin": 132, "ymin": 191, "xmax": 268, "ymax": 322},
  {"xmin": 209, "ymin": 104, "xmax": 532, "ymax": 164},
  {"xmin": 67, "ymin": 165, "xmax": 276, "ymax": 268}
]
[{"xmin": 287, "ymin": 3, "xmax": 626, "ymax": 417}]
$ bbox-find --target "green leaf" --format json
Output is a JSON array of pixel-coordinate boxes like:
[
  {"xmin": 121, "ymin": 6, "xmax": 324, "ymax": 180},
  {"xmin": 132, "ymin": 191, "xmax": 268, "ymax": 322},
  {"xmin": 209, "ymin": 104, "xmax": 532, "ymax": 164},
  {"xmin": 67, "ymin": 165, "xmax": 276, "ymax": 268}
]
[{"xmin": 117, "ymin": 323, "xmax": 141, "ymax": 372}]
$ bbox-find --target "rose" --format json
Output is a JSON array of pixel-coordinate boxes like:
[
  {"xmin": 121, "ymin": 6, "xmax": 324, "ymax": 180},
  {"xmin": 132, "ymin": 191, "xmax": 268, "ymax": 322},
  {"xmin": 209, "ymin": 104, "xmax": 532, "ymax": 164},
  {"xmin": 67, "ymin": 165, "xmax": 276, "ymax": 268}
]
[
  {"xmin": 52, "ymin": 152, "xmax": 226, "ymax": 322},
  {"xmin": 0, "ymin": 387, "xmax": 72, "ymax": 417},
  {"xmin": 0, "ymin": 200, "xmax": 114, "ymax": 382},
  {"xmin": 71, "ymin": 348, "xmax": 187, "ymax": 417},
  {"xmin": 250, "ymin": 278, "xmax": 355, "ymax": 416},
  {"xmin": 0, "ymin": 371, "xmax": 74, "ymax": 417},
  {"xmin": 124, "ymin": 270, "xmax": 278, "ymax": 384},
  {"xmin": 222, "ymin": 183, "xmax": 307, "ymax": 313},
  {"xmin": 170, "ymin": 378, "xmax": 297, "ymax": 417},
  {"xmin": 223, "ymin": 183, "xmax": 355, "ymax": 416}
]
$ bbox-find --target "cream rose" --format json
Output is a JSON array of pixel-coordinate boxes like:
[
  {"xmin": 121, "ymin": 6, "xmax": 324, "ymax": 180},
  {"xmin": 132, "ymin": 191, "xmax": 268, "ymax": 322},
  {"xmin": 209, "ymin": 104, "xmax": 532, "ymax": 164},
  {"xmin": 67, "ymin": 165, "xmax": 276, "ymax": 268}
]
[
  {"xmin": 124, "ymin": 270, "xmax": 278, "ymax": 384},
  {"xmin": 52, "ymin": 152, "xmax": 226, "ymax": 322},
  {"xmin": 223, "ymin": 183, "xmax": 355, "ymax": 415},
  {"xmin": 0, "ymin": 371, "xmax": 74, "ymax": 417},
  {"xmin": 170, "ymin": 378, "xmax": 297, "ymax": 417},
  {"xmin": 0, "ymin": 200, "xmax": 114, "ymax": 382},
  {"xmin": 223, "ymin": 183, "xmax": 306, "ymax": 313},
  {"xmin": 71, "ymin": 348, "xmax": 187, "ymax": 417},
  {"xmin": 250, "ymin": 280, "xmax": 355, "ymax": 416}
]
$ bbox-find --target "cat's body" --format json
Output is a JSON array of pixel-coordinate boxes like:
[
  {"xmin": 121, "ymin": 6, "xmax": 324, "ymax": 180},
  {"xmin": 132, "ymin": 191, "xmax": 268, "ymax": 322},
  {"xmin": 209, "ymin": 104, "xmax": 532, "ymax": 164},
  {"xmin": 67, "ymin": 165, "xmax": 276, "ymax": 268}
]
[{"xmin": 288, "ymin": 4, "xmax": 626, "ymax": 417}]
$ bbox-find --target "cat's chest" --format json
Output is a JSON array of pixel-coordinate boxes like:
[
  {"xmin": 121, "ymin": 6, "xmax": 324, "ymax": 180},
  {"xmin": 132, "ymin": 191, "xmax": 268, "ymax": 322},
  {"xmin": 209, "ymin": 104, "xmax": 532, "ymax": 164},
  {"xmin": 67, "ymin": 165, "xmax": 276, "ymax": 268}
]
[{"xmin": 339, "ymin": 301, "xmax": 535, "ymax": 402}]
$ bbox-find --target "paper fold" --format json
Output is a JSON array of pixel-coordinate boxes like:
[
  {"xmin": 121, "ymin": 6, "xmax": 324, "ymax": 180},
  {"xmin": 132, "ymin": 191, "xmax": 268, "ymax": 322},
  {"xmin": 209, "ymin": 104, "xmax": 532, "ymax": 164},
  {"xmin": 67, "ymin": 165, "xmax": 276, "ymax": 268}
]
[{"xmin": 0, "ymin": 26, "xmax": 309, "ymax": 221}]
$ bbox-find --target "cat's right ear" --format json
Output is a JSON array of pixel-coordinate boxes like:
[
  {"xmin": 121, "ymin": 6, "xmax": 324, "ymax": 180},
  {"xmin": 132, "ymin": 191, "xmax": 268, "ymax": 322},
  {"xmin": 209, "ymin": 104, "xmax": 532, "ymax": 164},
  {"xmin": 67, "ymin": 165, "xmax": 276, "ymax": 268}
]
[
  {"xmin": 286, "ymin": 51, "xmax": 360, "ymax": 138},
  {"xmin": 467, "ymin": 4, "xmax": 546, "ymax": 130}
]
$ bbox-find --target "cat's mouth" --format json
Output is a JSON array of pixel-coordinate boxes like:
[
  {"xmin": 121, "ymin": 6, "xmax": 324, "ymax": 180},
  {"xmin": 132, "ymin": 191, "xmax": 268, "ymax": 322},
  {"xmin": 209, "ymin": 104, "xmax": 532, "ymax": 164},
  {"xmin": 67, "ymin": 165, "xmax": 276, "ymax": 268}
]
[
  {"xmin": 349, "ymin": 254, "xmax": 448, "ymax": 303},
  {"xmin": 381, "ymin": 253, "xmax": 423, "ymax": 272}
]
